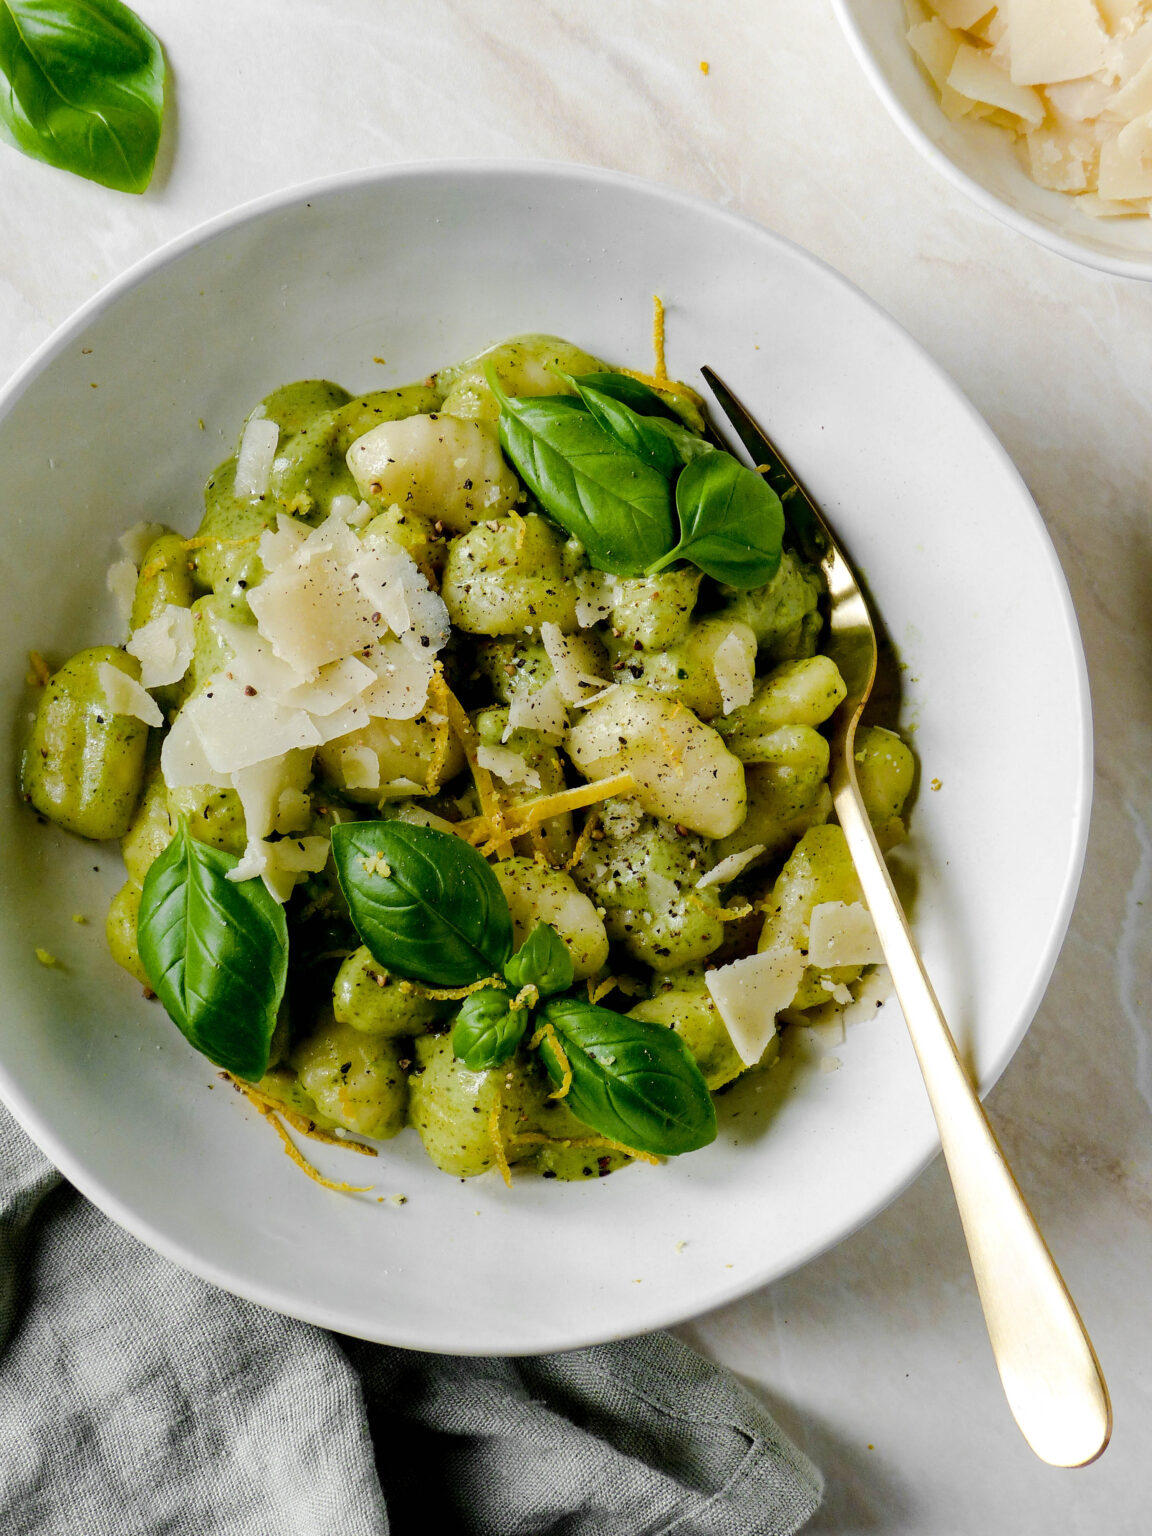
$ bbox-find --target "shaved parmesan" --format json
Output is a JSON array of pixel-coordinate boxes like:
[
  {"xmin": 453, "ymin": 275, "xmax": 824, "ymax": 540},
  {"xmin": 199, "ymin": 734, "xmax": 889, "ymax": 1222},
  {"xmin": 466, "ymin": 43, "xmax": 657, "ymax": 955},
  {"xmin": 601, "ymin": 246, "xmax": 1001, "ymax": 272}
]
[
  {"xmin": 949, "ymin": 42, "xmax": 1044, "ymax": 121},
  {"xmin": 234, "ymin": 418, "xmax": 279, "ymax": 499},
  {"xmin": 183, "ymin": 676, "xmax": 323, "ymax": 775},
  {"xmin": 506, "ymin": 677, "xmax": 568, "ymax": 741},
  {"xmin": 126, "ymin": 605, "xmax": 195, "ymax": 689},
  {"xmin": 706, "ymin": 948, "xmax": 808, "ymax": 1066},
  {"xmin": 159, "ymin": 709, "xmax": 230, "ymax": 789},
  {"xmin": 540, "ymin": 622, "xmax": 609, "ymax": 704},
  {"xmin": 340, "ymin": 745, "xmax": 381, "ymax": 790},
  {"xmin": 477, "ymin": 744, "xmax": 542, "ymax": 789},
  {"xmin": 807, "ymin": 901, "xmax": 885, "ymax": 968},
  {"xmin": 911, "ymin": 0, "xmax": 1152, "ymax": 218},
  {"xmin": 712, "ymin": 630, "xmax": 756, "ymax": 714},
  {"xmin": 1003, "ymin": 0, "xmax": 1108, "ymax": 85},
  {"xmin": 118, "ymin": 520, "xmax": 166, "ymax": 565},
  {"xmin": 96, "ymin": 662, "xmax": 163, "ymax": 727},
  {"xmin": 696, "ymin": 843, "xmax": 766, "ymax": 890}
]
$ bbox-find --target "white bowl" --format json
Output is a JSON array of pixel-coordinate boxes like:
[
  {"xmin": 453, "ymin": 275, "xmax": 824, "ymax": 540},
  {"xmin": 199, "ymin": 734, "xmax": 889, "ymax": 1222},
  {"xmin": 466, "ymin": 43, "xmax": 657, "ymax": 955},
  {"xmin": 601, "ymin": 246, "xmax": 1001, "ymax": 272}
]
[
  {"xmin": 833, "ymin": 0, "xmax": 1152, "ymax": 280},
  {"xmin": 0, "ymin": 162, "xmax": 1091, "ymax": 1353}
]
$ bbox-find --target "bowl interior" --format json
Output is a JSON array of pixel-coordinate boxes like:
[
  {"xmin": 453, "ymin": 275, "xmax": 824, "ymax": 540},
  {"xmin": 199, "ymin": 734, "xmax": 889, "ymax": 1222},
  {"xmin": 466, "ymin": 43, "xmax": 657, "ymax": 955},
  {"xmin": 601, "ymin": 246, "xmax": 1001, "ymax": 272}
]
[
  {"xmin": 0, "ymin": 163, "xmax": 1091, "ymax": 1352},
  {"xmin": 833, "ymin": 0, "xmax": 1152, "ymax": 279}
]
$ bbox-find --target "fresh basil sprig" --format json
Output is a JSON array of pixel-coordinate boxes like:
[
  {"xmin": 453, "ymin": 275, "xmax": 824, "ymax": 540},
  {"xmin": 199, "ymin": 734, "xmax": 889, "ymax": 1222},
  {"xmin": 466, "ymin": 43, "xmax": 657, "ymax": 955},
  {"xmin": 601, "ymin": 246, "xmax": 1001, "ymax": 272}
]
[
  {"xmin": 536, "ymin": 997, "xmax": 717, "ymax": 1156},
  {"xmin": 331, "ymin": 820, "xmax": 512, "ymax": 988},
  {"xmin": 329, "ymin": 822, "xmax": 716, "ymax": 1156},
  {"xmin": 136, "ymin": 820, "xmax": 288, "ymax": 1081},
  {"xmin": 452, "ymin": 985, "xmax": 526, "ymax": 1071},
  {"xmin": 649, "ymin": 449, "xmax": 785, "ymax": 588},
  {"xmin": 503, "ymin": 921, "xmax": 573, "ymax": 998},
  {"xmin": 492, "ymin": 364, "xmax": 783, "ymax": 590},
  {"xmin": 486, "ymin": 367, "xmax": 675, "ymax": 577},
  {"xmin": 0, "ymin": 0, "xmax": 166, "ymax": 194}
]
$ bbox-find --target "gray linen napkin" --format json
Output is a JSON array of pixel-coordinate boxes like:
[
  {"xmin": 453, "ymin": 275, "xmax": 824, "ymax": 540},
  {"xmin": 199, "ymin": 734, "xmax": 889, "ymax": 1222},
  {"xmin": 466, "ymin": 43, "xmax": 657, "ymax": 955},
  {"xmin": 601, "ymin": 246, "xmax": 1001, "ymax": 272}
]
[{"xmin": 0, "ymin": 1101, "xmax": 821, "ymax": 1535}]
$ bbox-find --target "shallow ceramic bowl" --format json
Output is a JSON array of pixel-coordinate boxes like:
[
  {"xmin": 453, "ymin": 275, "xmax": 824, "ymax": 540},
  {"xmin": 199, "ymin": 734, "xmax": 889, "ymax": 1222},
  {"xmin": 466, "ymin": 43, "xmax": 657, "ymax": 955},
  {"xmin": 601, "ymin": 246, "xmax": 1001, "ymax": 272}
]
[
  {"xmin": 0, "ymin": 162, "xmax": 1091, "ymax": 1353},
  {"xmin": 833, "ymin": 0, "xmax": 1152, "ymax": 280}
]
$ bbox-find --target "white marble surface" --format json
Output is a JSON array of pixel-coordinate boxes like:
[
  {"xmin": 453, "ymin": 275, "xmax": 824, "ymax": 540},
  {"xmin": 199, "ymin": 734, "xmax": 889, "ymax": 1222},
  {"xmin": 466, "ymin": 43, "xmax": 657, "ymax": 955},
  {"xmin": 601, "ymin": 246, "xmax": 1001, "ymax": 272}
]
[{"xmin": 2, "ymin": 2, "xmax": 1149, "ymax": 1530}]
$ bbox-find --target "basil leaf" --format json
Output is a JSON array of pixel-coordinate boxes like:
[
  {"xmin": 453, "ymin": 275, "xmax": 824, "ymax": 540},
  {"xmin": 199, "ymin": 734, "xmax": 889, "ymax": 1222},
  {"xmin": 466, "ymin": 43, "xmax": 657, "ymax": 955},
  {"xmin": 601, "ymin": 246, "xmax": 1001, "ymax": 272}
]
[
  {"xmin": 136, "ymin": 820, "xmax": 287, "ymax": 1082},
  {"xmin": 452, "ymin": 985, "xmax": 527, "ymax": 1071},
  {"xmin": 651, "ymin": 449, "xmax": 784, "ymax": 590},
  {"xmin": 503, "ymin": 922, "xmax": 574, "ymax": 998},
  {"xmin": 0, "ymin": 0, "xmax": 165, "ymax": 194},
  {"xmin": 536, "ymin": 997, "xmax": 716, "ymax": 1157},
  {"xmin": 488, "ymin": 369, "xmax": 675, "ymax": 577},
  {"xmin": 566, "ymin": 375, "xmax": 693, "ymax": 479},
  {"xmin": 331, "ymin": 821, "xmax": 513, "ymax": 989},
  {"xmin": 572, "ymin": 372, "xmax": 681, "ymax": 421}
]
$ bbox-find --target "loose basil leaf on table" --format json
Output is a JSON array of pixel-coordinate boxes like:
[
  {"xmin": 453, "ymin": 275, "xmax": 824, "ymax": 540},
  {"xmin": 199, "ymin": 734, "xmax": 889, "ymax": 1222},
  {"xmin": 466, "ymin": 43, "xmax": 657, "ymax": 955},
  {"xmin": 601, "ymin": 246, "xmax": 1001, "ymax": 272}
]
[
  {"xmin": 566, "ymin": 374, "xmax": 711, "ymax": 480},
  {"xmin": 331, "ymin": 821, "xmax": 513, "ymax": 989},
  {"xmin": 487, "ymin": 368, "xmax": 675, "ymax": 577},
  {"xmin": 452, "ymin": 985, "xmax": 528, "ymax": 1072},
  {"xmin": 649, "ymin": 448, "xmax": 785, "ymax": 589},
  {"xmin": 136, "ymin": 820, "xmax": 288, "ymax": 1082},
  {"xmin": 503, "ymin": 921, "xmax": 574, "ymax": 998},
  {"xmin": 0, "ymin": 0, "xmax": 166, "ymax": 194},
  {"xmin": 536, "ymin": 997, "xmax": 717, "ymax": 1157}
]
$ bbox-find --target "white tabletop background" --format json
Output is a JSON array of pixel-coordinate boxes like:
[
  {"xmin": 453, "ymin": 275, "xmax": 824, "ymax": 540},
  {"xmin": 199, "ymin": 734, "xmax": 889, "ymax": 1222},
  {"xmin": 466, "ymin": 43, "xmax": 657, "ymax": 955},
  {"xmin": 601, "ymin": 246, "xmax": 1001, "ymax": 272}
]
[{"xmin": 2, "ymin": 3, "xmax": 1149, "ymax": 1531}]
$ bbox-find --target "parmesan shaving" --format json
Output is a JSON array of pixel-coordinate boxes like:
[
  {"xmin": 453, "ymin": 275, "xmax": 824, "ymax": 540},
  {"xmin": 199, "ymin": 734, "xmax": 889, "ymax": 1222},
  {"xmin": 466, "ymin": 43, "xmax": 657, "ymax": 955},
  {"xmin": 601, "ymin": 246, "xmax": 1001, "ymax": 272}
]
[
  {"xmin": 540, "ymin": 622, "xmax": 609, "ymax": 704},
  {"xmin": 807, "ymin": 901, "xmax": 885, "ymax": 968},
  {"xmin": 909, "ymin": 0, "xmax": 1152, "ymax": 217},
  {"xmin": 705, "ymin": 948, "xmax": 808, "ymax": 1067},
  {"xmin": 476, "ymin": 744, "xmax": 542, "ymax": 790},
  {"xmin": 506, "ymin": 677, "xmax": 568, "ymax": 741},
  {"xmin": 118, "ymin": 520, "xmax": 166, "ymax": 565},
  {"xmin": 712, "ymin": 630, "xmax": 756, "ymax": 714},
  {"xmin": 126, "ymin": 604, "xmax": 195, "ymax": 689},
  {"xmin": 234, "ymin": 417, "xmax": 280, "ymax": 500},
  {"xmin": 96, "ymin": 662, "xmax": 163, "ymax": 727},
  {"xmin": 695, "ymin": 844, "xmax": 766, "ymax": 890}
]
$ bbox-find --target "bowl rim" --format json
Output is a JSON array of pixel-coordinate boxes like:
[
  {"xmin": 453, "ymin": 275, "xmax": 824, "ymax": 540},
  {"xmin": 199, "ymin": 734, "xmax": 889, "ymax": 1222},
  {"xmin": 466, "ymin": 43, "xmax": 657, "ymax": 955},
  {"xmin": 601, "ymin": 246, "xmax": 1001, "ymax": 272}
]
[
  {"xmin": 830, "ymin": 0, "xmax": 1152, "ymax": 283},
  {"xmin": 0, "ymin": 158, "xmax": 1095, "ymax": 1348}
]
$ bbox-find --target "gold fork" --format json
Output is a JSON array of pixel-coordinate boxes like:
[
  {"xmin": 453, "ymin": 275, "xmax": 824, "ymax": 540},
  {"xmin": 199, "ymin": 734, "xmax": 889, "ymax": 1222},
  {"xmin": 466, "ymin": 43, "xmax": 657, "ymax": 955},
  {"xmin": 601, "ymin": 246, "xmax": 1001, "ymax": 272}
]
[{"xmin": 702, "ymin": 367, "xmax": 1111, "ymax": 1468}]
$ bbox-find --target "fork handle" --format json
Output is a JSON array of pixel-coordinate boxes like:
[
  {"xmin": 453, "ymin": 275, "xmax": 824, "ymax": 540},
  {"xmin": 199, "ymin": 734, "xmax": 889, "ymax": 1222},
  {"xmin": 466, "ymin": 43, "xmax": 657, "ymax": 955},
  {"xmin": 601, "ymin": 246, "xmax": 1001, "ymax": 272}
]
[{"xmin": 832, "ymin": 778, "xmax": 1111, "ymax": 1467}]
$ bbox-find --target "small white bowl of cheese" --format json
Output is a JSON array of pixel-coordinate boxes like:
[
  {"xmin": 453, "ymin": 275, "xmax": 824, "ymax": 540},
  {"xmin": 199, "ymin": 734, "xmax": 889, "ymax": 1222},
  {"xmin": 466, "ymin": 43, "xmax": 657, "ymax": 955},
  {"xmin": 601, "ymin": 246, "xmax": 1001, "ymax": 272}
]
[{"xmin": 833, "ymin": 0, "xmax": 1152, "ymax": 279}]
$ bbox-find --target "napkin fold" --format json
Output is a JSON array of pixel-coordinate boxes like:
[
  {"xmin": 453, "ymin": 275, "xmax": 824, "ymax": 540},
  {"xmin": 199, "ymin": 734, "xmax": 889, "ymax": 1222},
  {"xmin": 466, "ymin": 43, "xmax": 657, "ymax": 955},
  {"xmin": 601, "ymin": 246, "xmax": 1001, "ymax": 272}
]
[{"xmin": 0, "ymin": 1102, "xmax": 821, "ymax": 1535}]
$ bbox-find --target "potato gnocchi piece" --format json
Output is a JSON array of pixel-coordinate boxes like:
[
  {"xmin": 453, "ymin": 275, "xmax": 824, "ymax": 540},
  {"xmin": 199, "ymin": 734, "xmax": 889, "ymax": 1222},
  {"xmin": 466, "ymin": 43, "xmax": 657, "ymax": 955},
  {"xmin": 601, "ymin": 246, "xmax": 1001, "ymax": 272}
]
[
  {"xmin": 758, "ymin": 824, "xmax": 868, "ymax": 1010},
  {"xmin": 346, "ymin": 413, "xmax": 520, "ymax": 533},
  {"xmin": 291, "ymin": 1014, "xmax": 409, "ymax": 1139},
  {"xmin": 566, "ymin": 684, "xmax": 746, "ymax": 839},
  {"xmin": 332, "ymin": 945, "xmax": 450, "ymax": 1037},
  {"xmin": 628, "ymin": 970, "xmax": 751, "ymax": 1089},
  {"xmin": 854, "ymin": 725, "xmax": 916, "ymax": 850},
  {"xmin": 435, "ymin": 334, "xmax": 605, "ymax": 422},
  {"xmin": 406, "ymin": 1033, "xmax": 549, "ymax": 1177},
  {"xmin": 572, "ymin": 801, "xmax": 725, "ymax": 973},
  {"xmin": 442, "ymin": 513, "xmax": 580, "ymax": 636},
  {"xmin": 492, "ymin": 856, "xmax": 609, "ymax": 981},
  {"xmin": 607, "ymin": 617, "xmax": 757, "ymax": 721}
]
